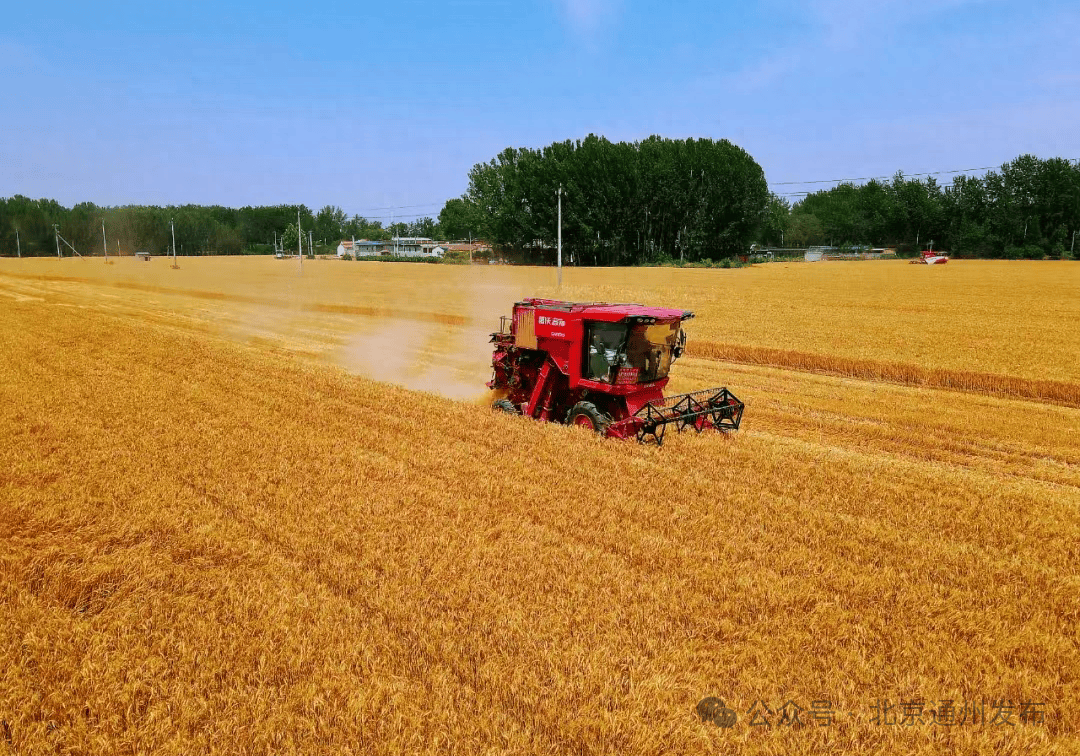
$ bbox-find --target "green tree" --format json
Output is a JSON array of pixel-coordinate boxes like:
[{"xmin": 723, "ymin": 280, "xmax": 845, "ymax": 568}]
[
  {"xmin": 758, "ymin": 193, "xmax": 791, "ymax": 247},
  {"xmin": 458, "ymin": 134, "xmax": 768, "ymax": 264},
  {"xmin": 315, "ymin": 205, "xmax": 347, "ymax": 243},
  {"xmin": 407, "ymin": 217, "xmax": 438, "ymax": 238},
  {"xmin": 438, "ymin": 198, "xmax": 482, "ymax": 240},
  {"xmin": 281, "ymin": 221, "xmax": 300, "ymax": 252},
  {"xmin": 786, "ymin": 212, "xmax": 824, "ymax": 247}
]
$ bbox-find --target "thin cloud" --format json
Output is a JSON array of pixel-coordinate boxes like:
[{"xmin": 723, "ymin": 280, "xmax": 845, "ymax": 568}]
[
  {"xmin": 807, "ymin": 0, "xmax": 999, "ymax": 48},
  {"xmin": 727, "ymin": 52, "xmax": 800, "ymax": 92},
  {"xmin": 555, "ymin": 0, "xmax": 622, "ymax": 38}
]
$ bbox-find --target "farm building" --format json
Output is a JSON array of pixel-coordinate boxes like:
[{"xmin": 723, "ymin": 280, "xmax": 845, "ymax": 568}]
[
  {"xmin": 337, "ymin": 240, "xmax": 389, "ymax": 257},
  {"xmin": 336, "ymin": 238, "xmax": 443, "ymax": 257},
  {"xmin": 805, "ymin": 246, "xmax": 897, "ymax": 262}
]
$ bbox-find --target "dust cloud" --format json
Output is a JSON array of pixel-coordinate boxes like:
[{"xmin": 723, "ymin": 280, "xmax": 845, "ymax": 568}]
[{"xmin": 334, "ymin": 278, "xmax": 533, "ymax": 403}]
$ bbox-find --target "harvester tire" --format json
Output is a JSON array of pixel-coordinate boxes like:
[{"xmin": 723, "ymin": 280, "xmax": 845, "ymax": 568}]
[
  {"xmin": 566, "ymin": 401, "xmax": 611, "ymax": 435},
  {"xmin": 493, "ymin": 399, "xmax": 520, "ymax": 415}
]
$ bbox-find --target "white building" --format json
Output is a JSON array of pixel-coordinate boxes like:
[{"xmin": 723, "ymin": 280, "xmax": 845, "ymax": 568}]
[{"xmin": 337, "ymin": 238, "xmax": 442, "ymax": 258}]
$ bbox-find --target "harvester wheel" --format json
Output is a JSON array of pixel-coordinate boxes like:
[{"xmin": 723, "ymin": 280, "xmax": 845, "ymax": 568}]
[
  {"xmin": 566, "ymin": 401, "xmax": 611, "ymax": 435},
  {"xmin": 493, "ymin": 398, "xmax": 520, "ymax": 415}
]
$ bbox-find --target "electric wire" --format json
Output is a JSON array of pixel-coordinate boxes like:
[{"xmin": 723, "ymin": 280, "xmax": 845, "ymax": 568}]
[
  {"xmin": 771, "ymin": 165, "xmax": 1001, "ymax": 186},
  {"xmin": 769, "ymin": 159, "xmax": 1080, "ymax": 198}
]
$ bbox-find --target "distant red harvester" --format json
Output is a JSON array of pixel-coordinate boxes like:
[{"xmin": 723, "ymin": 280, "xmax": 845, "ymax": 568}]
[
  {"xmin": 488, "ymin": 298, "xmax": 743, "ymax": 444},
  {"xmin": 911, "ymin": 249, "xmax": 949, "ymax": 264}
]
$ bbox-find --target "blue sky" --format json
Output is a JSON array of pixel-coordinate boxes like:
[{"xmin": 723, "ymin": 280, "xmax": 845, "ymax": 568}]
[{"xmin": 2, "ymin": 0, "xmax": 1077, "ymax": 222}]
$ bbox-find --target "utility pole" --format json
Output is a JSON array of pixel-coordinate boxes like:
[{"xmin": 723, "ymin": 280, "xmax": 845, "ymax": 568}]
[
  {"xmin": 557, "ymin": 184, "xmax": 563, "ymax": 287},
  {"xmin": 102, "ymin": 219, "xmax": 108, "ymax": 262},
  {"xmin": 297, "ymin": 209, "xmax": 302, "ymax": 271},
  {"xmin": 308, "ymin": 229, "xmax": 313, "ymax": 258},
  {"xmin": 1072, "ymin": 230, "xmax": 1077, "ymax": 258},
  {"xmin": 171, "ymin": 219, "xmax": 177, "ymax": 265},
  {"xmin": 15, "ymin": 227, "xmax": 20, "ymax": 258},
  {"xmin": 54, "ymin": 224, "xmax": 61, "ymax": 258}
]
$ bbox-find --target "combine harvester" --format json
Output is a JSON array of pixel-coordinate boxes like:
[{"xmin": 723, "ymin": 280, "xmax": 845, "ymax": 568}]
[
  {"xmin": 910, "ymin": 248, "xmax": 949, "ymax": 264},
  {"xmin": 488, "ymin": 298, "xmax": 743, "ymax": 445}
]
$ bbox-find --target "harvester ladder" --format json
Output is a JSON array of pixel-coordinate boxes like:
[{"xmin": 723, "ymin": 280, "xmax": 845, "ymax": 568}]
[{"xmin": 525, "ymin": 361, "xmax": 554, "ymax": 420}]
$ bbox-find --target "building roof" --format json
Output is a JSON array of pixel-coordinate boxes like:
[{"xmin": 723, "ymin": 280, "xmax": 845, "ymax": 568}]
[{"xmin": 519, "ymin": 298, "xmax": 693, "ymax": 322}]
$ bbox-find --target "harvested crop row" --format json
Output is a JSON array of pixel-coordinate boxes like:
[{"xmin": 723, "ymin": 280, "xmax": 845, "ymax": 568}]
[{"xmin": 686, "ymin": 342, "xmax": 1080, "ymax": 407}]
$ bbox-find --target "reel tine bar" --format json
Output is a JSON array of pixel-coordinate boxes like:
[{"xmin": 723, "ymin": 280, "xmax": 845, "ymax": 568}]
[{"xmin": 632, "ymin": 387, "xmax": 743, "ymax": 444}]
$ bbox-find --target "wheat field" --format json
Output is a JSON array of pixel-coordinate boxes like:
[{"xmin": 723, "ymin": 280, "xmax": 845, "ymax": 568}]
[{"xmin": 1, "ymin": 256, "xmax": 1078, "ymax": 755}]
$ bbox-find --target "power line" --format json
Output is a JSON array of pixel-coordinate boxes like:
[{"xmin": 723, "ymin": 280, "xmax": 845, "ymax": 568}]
[
  {"xmin": 771, "ymin": 158, "xmax": 1080, "ymax": 192},
  {"xmin": 360, "ymin": 211, "xmax": 440, "ymax": 221},
  {"xmin": 351, "ymin": 201, "xmax": 445, "ymax": 213},
  {"xmin": 772, "ymin": 165, "xmax": 1001, "ymax": 187}
]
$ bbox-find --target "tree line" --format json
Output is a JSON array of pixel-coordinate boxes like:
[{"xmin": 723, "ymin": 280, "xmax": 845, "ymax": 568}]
[
  {"xmin": 4, "ymin": 149, "xmax": 1075, "ymax": 262},
  {"xmin": 0, "ymin": 199, "xmax": 441, "ymax": 257},
  {"xmin": 438, "ymin": 134, "xmax": 770, "ymax": 265},
  {"xmin": 769, "ymin": 155, "xmax": 1080, "ymax": 258}
]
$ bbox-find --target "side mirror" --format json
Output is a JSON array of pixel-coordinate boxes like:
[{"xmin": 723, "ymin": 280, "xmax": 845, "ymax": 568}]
[{"xmin": 673, "ymin": 329, "xmax": 687, "ymax": 360}]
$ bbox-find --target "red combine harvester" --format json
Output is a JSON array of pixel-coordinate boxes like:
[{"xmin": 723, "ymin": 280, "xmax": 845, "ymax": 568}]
[
  {"xmin": 488, "ymin": 298, "xmax": 743, "ymax": 444},
  {"xmin": 910, "ymin": 249, "xmax": 949, "ymax": 264}
]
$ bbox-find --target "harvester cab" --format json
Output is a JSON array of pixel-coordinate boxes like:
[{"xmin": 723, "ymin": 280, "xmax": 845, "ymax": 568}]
[{"xmin": 488, "ymin": 298, "xmax": 743, "ymax": 444}]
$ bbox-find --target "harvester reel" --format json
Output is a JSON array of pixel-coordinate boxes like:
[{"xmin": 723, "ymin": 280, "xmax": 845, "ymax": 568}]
[
  {"xmin": 636, "ymin": 420, "xmax": 667, "ymax": 446},
  {"xmin": 674, "ymin": 395, "xmax": 711, "ymax": 432},
  {"xmin": 710, "ymin": 400, "xmax": 739, "ymax": 430},
  {"xmin": 629, "ymin": 388, "xmax": 744, "ymax": 444}
]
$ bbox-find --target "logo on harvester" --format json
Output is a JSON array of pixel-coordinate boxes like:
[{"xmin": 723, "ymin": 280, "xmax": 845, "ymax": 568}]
[
  {"xmin": 537, "ymin": 315, "xmax": 566, "ymax": 327},
  {"xmin": 697, "ymin": 697, "xmax": 738, "ymax": 728}
]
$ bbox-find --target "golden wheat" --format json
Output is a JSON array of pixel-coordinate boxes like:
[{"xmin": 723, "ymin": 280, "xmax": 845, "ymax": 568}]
[
  {"xmin": 3, "ymin": 256, "xmax": 1078, "ymax": 388},
  {"xmin": 0, "ymin": 257, "xmax": 1078, "ymax": 755}
]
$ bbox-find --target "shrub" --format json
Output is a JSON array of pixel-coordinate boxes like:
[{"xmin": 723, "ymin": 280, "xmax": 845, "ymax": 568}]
[{"xmin": 442, "ymin": 250, "xmax": 471, "ymax": 265}]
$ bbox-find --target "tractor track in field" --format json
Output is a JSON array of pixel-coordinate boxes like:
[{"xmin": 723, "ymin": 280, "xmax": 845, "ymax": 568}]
[
  {"xmin": 747, "ymin": 403, "xmax": 1080, "ymax": 493},
  {"xmin": 689, "ymin": 340, "xmax": 1080, "ymax": 408},
  {"xmin": 0, "ymin": 271, "xmax": 469, "ymax": 326}
]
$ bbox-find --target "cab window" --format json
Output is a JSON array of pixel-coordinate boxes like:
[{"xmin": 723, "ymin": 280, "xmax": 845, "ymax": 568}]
[{"xmin": 584, "ymin": 322, "xmax": 625, "ymax": 382}]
